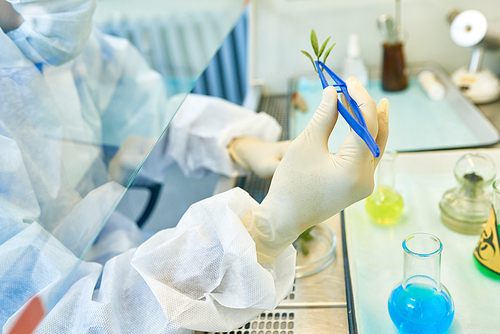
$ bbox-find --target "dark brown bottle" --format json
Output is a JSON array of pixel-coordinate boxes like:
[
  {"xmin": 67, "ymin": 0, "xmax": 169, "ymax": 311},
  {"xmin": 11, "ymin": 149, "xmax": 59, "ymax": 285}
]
[{"xmin": 382, "ymin": 42, "xmax": 407, "ymax": 91}]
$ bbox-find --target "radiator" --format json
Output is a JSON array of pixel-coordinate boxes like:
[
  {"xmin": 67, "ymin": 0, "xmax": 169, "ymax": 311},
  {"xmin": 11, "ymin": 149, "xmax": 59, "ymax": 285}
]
[{"xmin": 100, "ymin": 9, "xmax": 248, "ymax": 105}]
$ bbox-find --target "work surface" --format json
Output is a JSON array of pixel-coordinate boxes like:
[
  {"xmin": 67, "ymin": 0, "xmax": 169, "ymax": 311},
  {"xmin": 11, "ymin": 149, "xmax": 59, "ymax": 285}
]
[
  {"xmin": 344, "ymin": 148, "xmax": 500, "ymax": 334},
  {"xmin": 235, "ymin": 94, "xmax": 500, "ymax": 334},
  {"xmin": 290, "ymin": 63, "xmax": 500, "ymax": 153}
]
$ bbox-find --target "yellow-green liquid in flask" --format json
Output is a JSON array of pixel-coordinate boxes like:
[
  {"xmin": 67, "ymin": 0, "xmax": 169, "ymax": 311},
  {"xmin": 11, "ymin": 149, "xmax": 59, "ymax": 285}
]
[{"xmin": 366, "ymin": 186, "xmax": 404, "ymax": 225}]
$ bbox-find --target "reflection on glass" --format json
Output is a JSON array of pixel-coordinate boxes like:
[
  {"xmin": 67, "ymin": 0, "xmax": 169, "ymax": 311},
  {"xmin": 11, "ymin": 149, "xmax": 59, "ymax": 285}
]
[
  {"xmin": 95, "ymin": 0, "xmax": 243, "ymax": 99},
  {"xmin": 0, "ymin": 0, "xmax": 246, "ymax": 330}
]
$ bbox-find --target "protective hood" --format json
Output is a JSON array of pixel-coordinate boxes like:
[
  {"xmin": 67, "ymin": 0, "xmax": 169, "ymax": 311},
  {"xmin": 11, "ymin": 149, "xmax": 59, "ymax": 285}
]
[{"xmin": 5, "ymin": 0, "xmax": 96, "ymax": 66}]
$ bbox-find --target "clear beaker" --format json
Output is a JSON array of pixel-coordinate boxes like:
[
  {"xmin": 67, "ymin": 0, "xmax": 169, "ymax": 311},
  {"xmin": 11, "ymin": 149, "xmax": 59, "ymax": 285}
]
[
  {"xmin": 388, "ymin": 233, "xmax": 454, "ymax": 334},
  {"xmin": 473, "ymin": 178, "xmax": 500, "ymax": 279},
  {"xmin": 365, "ymin": 150, "xmax": 404, "ymax": 225}
]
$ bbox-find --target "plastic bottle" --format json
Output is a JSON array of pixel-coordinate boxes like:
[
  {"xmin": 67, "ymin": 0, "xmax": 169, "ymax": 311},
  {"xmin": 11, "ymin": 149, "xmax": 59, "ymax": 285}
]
[{"xmin": 341, "ymin": 34, "xmax": 369, "ymax": 86}]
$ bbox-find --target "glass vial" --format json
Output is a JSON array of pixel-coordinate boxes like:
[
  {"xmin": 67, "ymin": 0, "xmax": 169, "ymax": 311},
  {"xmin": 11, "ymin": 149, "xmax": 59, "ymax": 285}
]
[
  {"xmin": 382, "ymin": 42, "xmax": 408, "ymax": 92},
  {"xmin": 473, "ymin": 178, "xmax": 500, "ymax": 279},
  {"xmin": 365, "ymin": 150, "xmax": 404, "ymax": 225},
  {"xmin": 388, "ymin": 233, "xmax": 455, "ymax": 334},
  {"xmin": 440, "ymin": 153, "xmax": 496, "ymax": 235}
]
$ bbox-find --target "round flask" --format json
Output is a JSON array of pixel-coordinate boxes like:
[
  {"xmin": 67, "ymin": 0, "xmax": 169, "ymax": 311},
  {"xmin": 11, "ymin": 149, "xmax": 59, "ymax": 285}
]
[
  {"xmin": 439, "ymin": 153, "xmax": 496, "ymax": 234},
  {"xmin": 388, "ymin": 233, "xmax": 454, "ymax": 334},
  {"xmin": 366, "ymin": 150, "xmax": 404, "ymax": 225}
]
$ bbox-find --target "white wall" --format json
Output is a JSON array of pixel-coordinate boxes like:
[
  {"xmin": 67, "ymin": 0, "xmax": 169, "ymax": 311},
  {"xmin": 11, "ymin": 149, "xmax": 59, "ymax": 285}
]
[{"xmin": 251, "ymin": 0, "xmax": 500, "ymax": 94}]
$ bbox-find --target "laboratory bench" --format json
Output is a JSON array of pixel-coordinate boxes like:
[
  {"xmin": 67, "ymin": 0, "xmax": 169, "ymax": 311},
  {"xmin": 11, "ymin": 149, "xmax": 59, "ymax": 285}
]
[
  {"xmin": 203, "ymin": 89, "xmax": 500, "ymax": 334},
  {"xmin": 478, "ymin": 99, "xmax": 500, "ymax": 147}
]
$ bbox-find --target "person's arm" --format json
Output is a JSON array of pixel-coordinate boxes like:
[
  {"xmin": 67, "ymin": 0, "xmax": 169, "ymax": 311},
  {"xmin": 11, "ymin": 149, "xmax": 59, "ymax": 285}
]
[
  {"xmin": 150, "ymin": 93, "xmax": 286, "ymax": 179},
  {"xmin": 2, "ymin": 187, "xmax": 295, "ymax": 333},
  {"xmin": 0, "ymin": 70, "xmax": 291, "ymax": 332}
]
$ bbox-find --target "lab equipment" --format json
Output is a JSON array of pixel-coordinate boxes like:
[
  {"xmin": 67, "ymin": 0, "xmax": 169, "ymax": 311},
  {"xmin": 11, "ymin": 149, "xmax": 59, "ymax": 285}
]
[
  {"xmin": 341, "ymin": 34, "xmax": 369, "ymax": 87},
  {"xmin": 439, "ymin": 153, "xmax": 496, "ymax": 235},
  {"xmin": 377, "ymin": 10, "xmax": 408, "ymax": 92},
  {"xmin": 290, "ymin": 62, "xmax": 500, "ymax": 154},
  {"xmin": 315, "ymin": 61, "xmax": 380, "ymax": 158},
  {"xmin": 365, "ymin": 150, "xmax": 404, "ymax": 225},
  {"xmin": 388, "ymin": 233, "xmax": 454, "ymax": 334},
  {"xmin": 417, "ymin": 70, "xmax": 446, "ymax": 101},
  {"xmin": 449, "ymin": 10, "xmax": 500, "ymax": 104},
  {"xmin": 294, "ymin": 223, "xmax": 336, "ymax": 278},
  {"xmin": 345, "ymin": 149, "xmax": 500, "ymax": 333},
  {"xmin": 473, "ymin": 178, "xmax": 500, "ymax": 279},
  {"xmin": 381, "ymin": 42, "xmax": 407, "ymax": 92},
  {"xmin": 377, "ymin": 14, "xmax": 398, "ymax": 45}
]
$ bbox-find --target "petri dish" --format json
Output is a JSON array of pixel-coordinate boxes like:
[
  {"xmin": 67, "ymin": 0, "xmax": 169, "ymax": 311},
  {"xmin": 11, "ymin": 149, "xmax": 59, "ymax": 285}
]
[{"xmin": 294, "ymin": 222, "xmax": 337, "ymax": 278}]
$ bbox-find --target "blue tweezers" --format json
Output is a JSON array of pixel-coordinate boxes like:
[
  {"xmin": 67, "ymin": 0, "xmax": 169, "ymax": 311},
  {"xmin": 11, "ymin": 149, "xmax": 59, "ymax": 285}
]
[{"xmin": 315, "ymin": 61, "xmax": 380, "ymax": 158}]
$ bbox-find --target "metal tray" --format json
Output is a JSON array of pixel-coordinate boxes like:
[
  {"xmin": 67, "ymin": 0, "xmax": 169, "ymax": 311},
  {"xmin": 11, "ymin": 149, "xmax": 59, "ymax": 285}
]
[{"xmin": 288, "ymin": 62, "xmax": 500, "ymax": 153}]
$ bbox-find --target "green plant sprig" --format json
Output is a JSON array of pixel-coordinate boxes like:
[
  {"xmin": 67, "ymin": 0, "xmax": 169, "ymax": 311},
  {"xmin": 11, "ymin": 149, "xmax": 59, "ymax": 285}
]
[{"xmin": 301, "ymin": 29, "xmax": 336, "ymax": 73}]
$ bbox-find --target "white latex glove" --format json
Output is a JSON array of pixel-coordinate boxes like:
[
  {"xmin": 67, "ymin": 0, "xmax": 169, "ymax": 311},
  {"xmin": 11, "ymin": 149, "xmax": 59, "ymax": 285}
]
[
  {"xmin": 228, "ymin": 137, "xmax": 291, "ymax": 178},
  {"xmin": 243, "ymin": 78, "xmax": 389, "ymax": 263}
]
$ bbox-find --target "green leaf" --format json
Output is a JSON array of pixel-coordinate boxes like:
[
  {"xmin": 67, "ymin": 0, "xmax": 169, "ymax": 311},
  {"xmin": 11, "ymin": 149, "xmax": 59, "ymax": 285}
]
[
  {"xmin": 299, "ymin": 239, "xmax": 309, "ymax": 255},
  {"xmin": 301, "ymin": 50, "xmax": 317, "ymax": 73},
  {"xmin": 310, "ymin": 29, "xmax": 319, "ymax": 57},
  {"xmin": 318, "ymin": 36, "xmax": 331, "ymax": 58},
  {"xmin": 323, "ymin": 43, "xmax": 336, "ymax": 63}
]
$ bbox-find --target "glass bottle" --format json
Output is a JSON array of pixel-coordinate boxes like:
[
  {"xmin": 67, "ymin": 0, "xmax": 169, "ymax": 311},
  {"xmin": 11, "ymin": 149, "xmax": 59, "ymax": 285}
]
[
  {"xmin": 473, "ymin": 178, "xmax": 500, "ymax": 279},
  {"xmin": 388, "ymin": 233, "xmax": 454, "ymax": 334},
  {"xmin": 382, "ymin": 42, "xmax": 408, "ymax": 92},
  {"xmin": 440, "ymin": 153, "xmax": 496, "ymax": 235},
  {"xmin": 365, "ymin": 150, "xmax": 404, "ymax": 225}
]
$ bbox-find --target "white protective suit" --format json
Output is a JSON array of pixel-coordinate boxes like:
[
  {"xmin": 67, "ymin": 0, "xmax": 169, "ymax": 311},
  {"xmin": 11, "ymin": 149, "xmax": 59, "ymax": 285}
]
[{"xmin": 0, "ymin": 0, "xmax": 296, "ymax": 333}]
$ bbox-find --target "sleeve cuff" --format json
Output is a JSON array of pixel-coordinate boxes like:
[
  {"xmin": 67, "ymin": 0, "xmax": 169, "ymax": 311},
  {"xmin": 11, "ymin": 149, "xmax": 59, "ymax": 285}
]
[{"xmin": 131, "ymin": 187, "xmax": 296, "ymax": 331}]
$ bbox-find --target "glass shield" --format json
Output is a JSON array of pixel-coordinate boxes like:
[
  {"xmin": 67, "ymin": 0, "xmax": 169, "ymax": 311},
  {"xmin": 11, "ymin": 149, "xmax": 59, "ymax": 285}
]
[{"xmin": 0, "ymin": 0, "xmax": 246, "ymax": 331}]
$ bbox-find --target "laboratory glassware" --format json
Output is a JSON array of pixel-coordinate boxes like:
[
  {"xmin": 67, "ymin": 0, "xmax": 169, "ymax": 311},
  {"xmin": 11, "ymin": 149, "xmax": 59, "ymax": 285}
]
[
  {"xmin": 473, "ymin": 178, "xmax": 500, "ymax": 279},
  {"xmin": 378, "ymin": 8, "xmax": 407, "ymax": 91},
  {"xmin": 315, "ymin": 60, "xmax": 380, "ymax": 158},
  {"xmin": 294, "ymin": 223, "xmax": 336, "ymax": 278},
  {"xmin": 365, "ymin": 150, "xmax": 404, "ymax": 225},
  {"xmin": 440, "ymin": 153, "xmax": 496, "ymax": 235},
  {"xmin": 382, "ymin": 41, "xmax": 407, "ymax": 91},
  {"xmin": 388, "ymin": 233, "xmax": 454, "ymax": 334}
]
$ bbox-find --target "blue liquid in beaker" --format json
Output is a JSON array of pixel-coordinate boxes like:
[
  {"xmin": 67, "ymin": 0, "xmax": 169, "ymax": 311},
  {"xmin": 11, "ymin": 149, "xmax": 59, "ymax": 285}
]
[{"xmin": 388, "ymin": 283, "xmax": 454, "ymax": 334}]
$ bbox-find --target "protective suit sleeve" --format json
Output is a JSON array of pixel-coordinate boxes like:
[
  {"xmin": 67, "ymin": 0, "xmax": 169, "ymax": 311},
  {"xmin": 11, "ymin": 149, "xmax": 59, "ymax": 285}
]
[
  {"xmin": 6, "ymin": 0, "xmax": 96, "ymax": 65},
  {"xmin": 130, "ymin": 187, "xmax": 296, "ymax": 331},
  {"xmin": 159, "ymin": 93, "xmax": 283, "ymax": 179},
  {"xmin": 2, "ymin": 188, "xmax": 295, "ymax": 333}
]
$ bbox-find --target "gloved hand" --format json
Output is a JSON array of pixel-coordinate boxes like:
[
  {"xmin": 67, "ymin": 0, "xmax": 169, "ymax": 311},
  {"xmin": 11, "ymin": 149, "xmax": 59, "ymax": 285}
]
[
  {"xmin": 228, "ymin": 137, "xmax": 291, "ymax": 178},
  {"xmin": 242, "ymin": 78, "xmax": 390, "ymax": 263}
]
